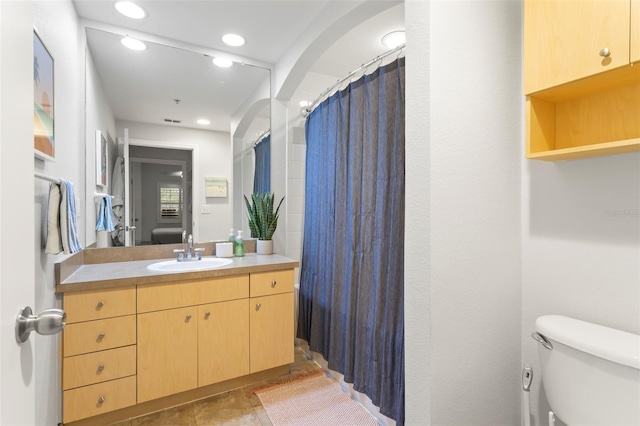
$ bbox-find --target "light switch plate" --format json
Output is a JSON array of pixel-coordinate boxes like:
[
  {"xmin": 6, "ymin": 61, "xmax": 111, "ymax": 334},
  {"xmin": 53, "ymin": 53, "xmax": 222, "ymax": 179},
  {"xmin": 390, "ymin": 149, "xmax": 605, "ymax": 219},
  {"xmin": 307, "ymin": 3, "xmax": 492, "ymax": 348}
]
[{"xmin": 201, "ymin": 204, "xmax": 211, "ymax": 214}]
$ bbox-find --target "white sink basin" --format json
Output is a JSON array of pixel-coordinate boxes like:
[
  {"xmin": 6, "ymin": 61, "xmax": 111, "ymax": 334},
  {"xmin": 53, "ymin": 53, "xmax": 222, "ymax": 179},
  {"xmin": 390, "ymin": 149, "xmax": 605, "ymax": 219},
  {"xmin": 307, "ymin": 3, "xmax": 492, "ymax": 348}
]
[{"xmin": 147, "ymin": 257, "xmax": 233, "ymax": 273}]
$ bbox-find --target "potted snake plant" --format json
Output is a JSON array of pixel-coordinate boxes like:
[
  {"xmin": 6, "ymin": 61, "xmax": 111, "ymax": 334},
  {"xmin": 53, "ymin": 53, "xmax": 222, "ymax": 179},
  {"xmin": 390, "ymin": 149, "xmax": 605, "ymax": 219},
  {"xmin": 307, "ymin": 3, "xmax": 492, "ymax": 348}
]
[{"xmin": 244, "ymin": 192, "xmax": 284, "ymax": 254}]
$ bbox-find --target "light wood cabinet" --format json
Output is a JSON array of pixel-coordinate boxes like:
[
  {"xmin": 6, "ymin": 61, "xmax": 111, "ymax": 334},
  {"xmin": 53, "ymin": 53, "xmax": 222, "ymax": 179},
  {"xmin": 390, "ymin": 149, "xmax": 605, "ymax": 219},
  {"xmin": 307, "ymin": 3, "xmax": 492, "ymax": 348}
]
[
  {"xmin": 524, "ymin": 0, "xmax": 630, "ymax": 94},
  {"xmin": 137, "ymin": 307, "xmax": 198, "ymax": 402},
  {"xmin": 524, "ymin": 0, "xmax": 640, "ymax": 160},
  {"xmin": 62, "ymin": 268, "xmax": 294, "ymax": 423},
  {"xmin": 198, "ymin": 299, "xmax": 250, "ymax": 386},
  {"xmin": 62, "ymin": 286, "xmax": 137, "ymax": 424}
]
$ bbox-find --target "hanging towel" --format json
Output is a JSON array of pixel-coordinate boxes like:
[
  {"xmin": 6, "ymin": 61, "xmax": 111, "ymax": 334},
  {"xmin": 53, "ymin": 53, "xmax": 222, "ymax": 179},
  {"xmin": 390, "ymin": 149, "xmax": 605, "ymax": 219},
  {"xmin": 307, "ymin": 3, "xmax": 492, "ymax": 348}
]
[
  {"xmin": 45, "ymin": 183, "xmax": 63, "ymax": 254},
  {"xmin": 111, "ymin": 157, "xmax": 125, "ymax": 245},
  {"xmin": 59, "ymin": 179, "xmax": 83, "ymax": 254},
  {"xmin": 96, "ymin": 196, "xmax": 115, "ymax": 232}
]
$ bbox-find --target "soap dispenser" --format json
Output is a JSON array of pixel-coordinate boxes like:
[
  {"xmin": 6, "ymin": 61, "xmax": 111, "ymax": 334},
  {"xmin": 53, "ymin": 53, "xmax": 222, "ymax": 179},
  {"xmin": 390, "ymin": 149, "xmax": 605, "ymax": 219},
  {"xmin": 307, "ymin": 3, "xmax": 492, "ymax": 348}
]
[
  {"xmin": 234, "ymin": 230, "xmax": 245, "ymax": 257},
  {"xmin": 228, "ymin": 228, "xmax": 235, "ymax": 243}
]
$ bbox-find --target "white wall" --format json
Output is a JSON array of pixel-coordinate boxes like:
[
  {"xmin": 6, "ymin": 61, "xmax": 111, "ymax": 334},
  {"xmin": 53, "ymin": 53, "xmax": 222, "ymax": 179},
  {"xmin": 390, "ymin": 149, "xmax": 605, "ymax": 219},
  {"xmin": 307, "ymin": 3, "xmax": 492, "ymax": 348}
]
[
  {"xmin": 32, "ymin": 1, "xmax": 85, "ymax": 424},
  {"xmin": 405, "ymin": 1, "xmax": 523, "ymax": 424},
  {"xmin": 522, "ymin": 153, "xmax": 640, "ymax": 425},
  {"xmin": 117, "ymin": 120, "xmax": 232, "ymax": 243}
]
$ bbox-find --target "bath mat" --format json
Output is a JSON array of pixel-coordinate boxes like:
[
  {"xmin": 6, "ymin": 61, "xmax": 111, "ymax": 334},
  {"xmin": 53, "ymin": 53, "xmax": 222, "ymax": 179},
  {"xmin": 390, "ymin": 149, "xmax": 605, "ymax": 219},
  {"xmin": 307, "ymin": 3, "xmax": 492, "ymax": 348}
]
[{"xmin": 253, "ymin": 370, "xmax": 378, "ymax": 425}]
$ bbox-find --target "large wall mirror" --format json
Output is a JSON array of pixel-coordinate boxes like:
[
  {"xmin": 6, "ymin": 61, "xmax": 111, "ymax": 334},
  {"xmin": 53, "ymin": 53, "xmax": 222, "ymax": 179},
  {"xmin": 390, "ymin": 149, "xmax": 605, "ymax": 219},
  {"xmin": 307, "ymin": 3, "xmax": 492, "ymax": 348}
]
[{"xmin": 84, "ymin": 27, "xmax": 270, "ymax": 247}]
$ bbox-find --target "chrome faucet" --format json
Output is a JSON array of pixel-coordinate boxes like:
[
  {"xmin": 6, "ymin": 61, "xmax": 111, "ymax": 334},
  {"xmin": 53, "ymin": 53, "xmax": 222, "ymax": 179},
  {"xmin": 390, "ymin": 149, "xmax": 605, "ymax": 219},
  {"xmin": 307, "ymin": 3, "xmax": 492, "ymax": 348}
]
[{"xmin": 174, "ymin": 233, "xmax": 204, "ymax": 261}]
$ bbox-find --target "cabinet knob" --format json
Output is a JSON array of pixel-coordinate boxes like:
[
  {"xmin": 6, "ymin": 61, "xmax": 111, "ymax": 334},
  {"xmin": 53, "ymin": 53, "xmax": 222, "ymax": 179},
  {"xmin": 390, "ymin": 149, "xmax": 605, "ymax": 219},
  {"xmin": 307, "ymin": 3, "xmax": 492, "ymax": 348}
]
[
  {"xmin": 97, "ymin": 332, "xmax": 105, "ymax": 341},
  {"xmin": 96, "ymin": 301, "xmax": 104, "ymax": 309},
  {"xmin": 204, "ymin": 311, "xmax": 211, "ymax": 319},
  {"xmin": 185, "ymin": 314, "xmax": 192, "ymax": 321},
  {"xmin": 97, "ymin": 363, "xmax": 105, "ymax": 372},
  {"xmin": 98, "ymin": 396, "xmax": 105, "ymax": 404},
  {"xmin": 255, "ymin": 303, "xmax": 261, "ymax": 311},
  {"xmin": 271, "ymin": 280, "xmax": 277, "ymax": 288},
  {"xmin": 599, "ymin": 47, "xmax": 611, "ymax": 58}
]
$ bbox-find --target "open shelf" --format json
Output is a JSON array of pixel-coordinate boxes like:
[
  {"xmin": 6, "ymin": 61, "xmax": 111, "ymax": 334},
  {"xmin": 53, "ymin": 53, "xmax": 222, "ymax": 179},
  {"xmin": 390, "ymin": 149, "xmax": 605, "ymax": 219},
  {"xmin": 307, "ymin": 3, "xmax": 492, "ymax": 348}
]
[{"xmin": 526, "ymin": 65, "xmax": 640, "ymax": 161}]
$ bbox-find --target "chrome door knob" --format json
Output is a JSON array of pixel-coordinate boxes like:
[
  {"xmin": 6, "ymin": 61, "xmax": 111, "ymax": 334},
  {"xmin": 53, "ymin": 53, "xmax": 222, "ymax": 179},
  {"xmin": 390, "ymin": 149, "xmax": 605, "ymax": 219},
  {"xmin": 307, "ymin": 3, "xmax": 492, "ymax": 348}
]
[
  {"xmin": 15, "ymin": 306, "xmax": 66, "ymax": 343},
  {"xmin": 599, "ymin": 47, "xmax": 611, "ymax": 57}
]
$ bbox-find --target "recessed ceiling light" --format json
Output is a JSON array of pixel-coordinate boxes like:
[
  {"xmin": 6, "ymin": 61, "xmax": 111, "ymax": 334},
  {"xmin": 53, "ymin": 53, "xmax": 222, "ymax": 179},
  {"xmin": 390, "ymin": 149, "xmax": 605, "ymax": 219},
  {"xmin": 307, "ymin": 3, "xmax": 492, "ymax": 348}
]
[
  {"xmin": 121, "ymin": 36, "xmax": 146, "ymax": 51},
  {"xmin": 114, "ymin": 1, "xmax": 147, "ymax": 19},
  {"xmin": 212, "ymin": 57, "xmax": 233, "ymax": 68},
  {"xmin": 381, "ymin": 30, "xmax": 405, "ymax": 48},
  {"xmin": 222, "ymin": 33, "xmax": 245, "ymax": 47},
  {"xmin": 197, "ymin": 119, "xmax": 210, "ymax": 125}
]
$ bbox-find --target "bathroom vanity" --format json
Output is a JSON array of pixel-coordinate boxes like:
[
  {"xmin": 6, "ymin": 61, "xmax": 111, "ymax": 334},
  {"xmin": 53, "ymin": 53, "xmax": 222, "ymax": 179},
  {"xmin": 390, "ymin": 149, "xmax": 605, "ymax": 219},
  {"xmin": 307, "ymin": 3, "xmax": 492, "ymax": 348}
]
[{"xmin": 55, "ymin": 243, "xmax": 297, "ymax": 425}]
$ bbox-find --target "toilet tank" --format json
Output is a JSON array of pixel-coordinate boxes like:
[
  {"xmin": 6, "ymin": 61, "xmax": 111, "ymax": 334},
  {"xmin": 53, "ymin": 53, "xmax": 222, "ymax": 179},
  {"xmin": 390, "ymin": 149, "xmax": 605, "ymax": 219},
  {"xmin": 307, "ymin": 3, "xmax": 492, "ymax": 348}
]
[{"xmin": 534, "ymin": 315, "xmax": 640, "ymax": 426}]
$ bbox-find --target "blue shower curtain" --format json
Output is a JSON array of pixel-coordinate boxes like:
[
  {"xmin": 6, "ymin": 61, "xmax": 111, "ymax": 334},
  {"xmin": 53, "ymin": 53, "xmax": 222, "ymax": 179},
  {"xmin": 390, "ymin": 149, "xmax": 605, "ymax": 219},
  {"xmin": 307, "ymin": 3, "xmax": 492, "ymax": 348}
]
[
  {"xmin": 253, "ymin": 134, "xmax": 270, "ymax": 194},
  {"xmin": 298, "ymin": 57, "xmax": 405, "ymax": 424}
]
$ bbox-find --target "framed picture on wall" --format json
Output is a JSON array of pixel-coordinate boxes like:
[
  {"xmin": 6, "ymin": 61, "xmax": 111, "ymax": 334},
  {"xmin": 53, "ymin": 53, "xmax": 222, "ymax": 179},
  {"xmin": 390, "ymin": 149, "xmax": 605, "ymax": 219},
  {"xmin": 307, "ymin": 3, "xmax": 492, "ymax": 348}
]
[
  {"xmin": 96, "ymin": 130, "xmax": 108, "ymax": 189},
  {"xmin": 33, "ymin": 29, "xmax": 55, "ymax": 161}
]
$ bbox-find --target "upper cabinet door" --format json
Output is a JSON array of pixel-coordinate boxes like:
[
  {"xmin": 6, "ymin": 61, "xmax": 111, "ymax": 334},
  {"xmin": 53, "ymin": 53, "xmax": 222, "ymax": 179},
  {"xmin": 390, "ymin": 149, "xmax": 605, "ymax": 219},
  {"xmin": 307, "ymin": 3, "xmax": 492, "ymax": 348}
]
[
  {"xmin": 524, "ymin": 0, "xmax": 631, "ymax": 94},
  {"xmin": 632, "ymin": 0, "xmax": 640, "ymax": 63}
]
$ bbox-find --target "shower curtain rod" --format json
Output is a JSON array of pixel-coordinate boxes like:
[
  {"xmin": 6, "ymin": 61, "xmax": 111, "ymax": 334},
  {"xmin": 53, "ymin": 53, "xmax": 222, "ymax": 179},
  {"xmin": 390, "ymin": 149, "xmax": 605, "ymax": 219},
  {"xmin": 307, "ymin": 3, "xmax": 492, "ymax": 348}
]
[
  {"xmin": 301, "ymin": 43, "xmax": 405, "ymax": 117},
  {"xmin": 252, "ymin": 129, "xmax": 270, "ymax": 147}
]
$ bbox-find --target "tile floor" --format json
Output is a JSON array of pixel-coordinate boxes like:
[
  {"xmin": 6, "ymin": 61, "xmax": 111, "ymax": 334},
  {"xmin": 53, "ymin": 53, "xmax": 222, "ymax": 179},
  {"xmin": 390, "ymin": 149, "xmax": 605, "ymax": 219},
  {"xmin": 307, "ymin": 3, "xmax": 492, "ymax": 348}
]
[{"xmin": 112, "ymin": 347, "xmax": 322, "ymax": 426}]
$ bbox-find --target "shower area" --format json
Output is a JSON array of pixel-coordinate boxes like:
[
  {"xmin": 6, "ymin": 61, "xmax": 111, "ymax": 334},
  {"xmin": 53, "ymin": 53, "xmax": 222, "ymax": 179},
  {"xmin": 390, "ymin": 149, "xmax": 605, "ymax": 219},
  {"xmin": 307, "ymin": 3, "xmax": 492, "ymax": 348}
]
[{"xmin": 288, "ymin": 36, "xmax": 406, "ymax": 424}]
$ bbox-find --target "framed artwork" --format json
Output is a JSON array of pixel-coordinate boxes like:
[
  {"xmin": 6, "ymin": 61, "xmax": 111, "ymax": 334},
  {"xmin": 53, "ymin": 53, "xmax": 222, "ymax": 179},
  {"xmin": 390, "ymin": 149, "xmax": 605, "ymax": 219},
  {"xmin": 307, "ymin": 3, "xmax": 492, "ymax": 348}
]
[
  {"xmin": 96, "ymin": 130, "xmax": 108, "ymax": 188},
  {"xmin": 33, "ymin": 29, "xmax": 55, "ymax": 161},
  {"xmin": 205, "ymin": 177, "xmax": 228, "ymax": 198}
]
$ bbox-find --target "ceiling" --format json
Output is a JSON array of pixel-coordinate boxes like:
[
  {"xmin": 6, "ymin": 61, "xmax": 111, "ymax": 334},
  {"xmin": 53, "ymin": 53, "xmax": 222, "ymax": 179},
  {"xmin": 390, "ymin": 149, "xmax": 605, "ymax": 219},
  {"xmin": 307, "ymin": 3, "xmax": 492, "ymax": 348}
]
[{"xmin": 74, "ymin": 1, "xmax": 404, "ymax": 133}]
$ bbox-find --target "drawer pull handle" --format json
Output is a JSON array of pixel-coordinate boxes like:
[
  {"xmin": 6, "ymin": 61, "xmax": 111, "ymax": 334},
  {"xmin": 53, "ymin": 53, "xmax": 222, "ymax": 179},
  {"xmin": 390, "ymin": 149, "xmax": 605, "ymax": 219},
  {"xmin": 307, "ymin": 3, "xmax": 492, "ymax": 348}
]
[
  {"xmin": 271, "ymin": 280, "xmax": 277, "ymax": 288},
  {"xmin": 185, "ymin": 314, "xmax": 192, "ymax": 321},
  {"xmin": 96, "ymin": 301, "xmax": 104, "ymax": 309},
  {"xmin": 98, "ymin": 396, "xmax": 105, "ymax": 404},
  {"xmin": 97, "ymin": 332, "xmax": 105, "ymax": 341},
  {"xmin": 204, "ymin": 311, "xmax": 211, "ymax": 319},
  {"xmin": 97, "ymin": 364, "xmax": 105, "ymax": 372},
  {"xmin": 599, "ymin": 47, "xmax": 611, "ymax": 58},
  {"xmin": 256, "ymin": 303, "xmax": 261, "ymax": 311}
]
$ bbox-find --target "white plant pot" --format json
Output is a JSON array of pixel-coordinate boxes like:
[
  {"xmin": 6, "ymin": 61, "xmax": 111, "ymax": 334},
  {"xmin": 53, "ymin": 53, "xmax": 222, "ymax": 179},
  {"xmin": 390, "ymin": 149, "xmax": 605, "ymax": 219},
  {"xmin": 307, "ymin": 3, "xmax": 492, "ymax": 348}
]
[{"xmin": 256, "ymin": 239, "xmax": 273, "ymax": 255}]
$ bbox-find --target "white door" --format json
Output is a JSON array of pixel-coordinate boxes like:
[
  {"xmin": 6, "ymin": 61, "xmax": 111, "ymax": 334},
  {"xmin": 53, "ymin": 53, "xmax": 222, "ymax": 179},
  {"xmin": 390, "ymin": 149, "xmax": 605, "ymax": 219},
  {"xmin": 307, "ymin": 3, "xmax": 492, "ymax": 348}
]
[
  {"xmin": 1, "ymin": 1, "xmax": 37, "ymax": 423},
  {"xmin": 123, "ymin": 128, "xmax": 135, "ymax": 246}
]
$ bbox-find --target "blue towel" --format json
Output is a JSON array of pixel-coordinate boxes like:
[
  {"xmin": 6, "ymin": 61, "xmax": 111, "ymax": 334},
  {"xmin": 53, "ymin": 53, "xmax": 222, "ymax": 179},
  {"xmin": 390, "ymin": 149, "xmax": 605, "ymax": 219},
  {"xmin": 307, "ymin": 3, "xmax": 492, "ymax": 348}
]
[
  {"xmin": 96, "ymin": 196, "xmax": 115, "ymax": 232},
  {"xmin": 60, "ymin": 179, "xmax": 83, "ymax": 254}
]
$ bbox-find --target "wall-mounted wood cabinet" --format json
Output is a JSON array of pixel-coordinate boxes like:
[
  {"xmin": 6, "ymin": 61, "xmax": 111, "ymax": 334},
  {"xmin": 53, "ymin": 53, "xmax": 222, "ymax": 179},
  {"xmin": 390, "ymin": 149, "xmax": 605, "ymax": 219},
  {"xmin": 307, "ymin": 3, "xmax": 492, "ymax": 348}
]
[{"xmin": 525, "ymin": 0, "xmax": 640, "ymax": 160}]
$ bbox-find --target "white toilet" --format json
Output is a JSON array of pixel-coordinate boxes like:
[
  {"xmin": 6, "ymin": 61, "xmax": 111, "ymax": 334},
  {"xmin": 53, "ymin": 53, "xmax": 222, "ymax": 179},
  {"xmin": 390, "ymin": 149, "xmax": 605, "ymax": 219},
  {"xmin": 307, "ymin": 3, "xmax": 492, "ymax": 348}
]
[{"xmin": 533, "ymin": 315, "xmax": 640, "ymax": 426}]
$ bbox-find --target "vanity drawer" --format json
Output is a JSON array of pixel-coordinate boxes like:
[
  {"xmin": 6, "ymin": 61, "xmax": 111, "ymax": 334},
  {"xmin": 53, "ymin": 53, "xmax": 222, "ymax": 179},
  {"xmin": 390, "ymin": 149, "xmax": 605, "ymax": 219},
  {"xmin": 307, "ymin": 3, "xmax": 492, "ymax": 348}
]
[
  {"xmin": 63, "ymin": 315, "xmax": 136, "ymax": 357},
  {"xmin": 63, "ymin": 345, "xmax": 136, "ymax": 390},
  {"xmin": 137, "ymin": 280, "xmax": 201, "ymax": 313},
  {"xmin": 200, "ymin": 275, "xmax": 249, "ymax": 304},
  {"xmin": 63, "ymin": 375, "xmax": 136, "ymax": 423},
  {"xmin": 250, "ymin": 270, "xmax": 294, "ymax": 297},
  {"xmin": 64, "ymin": 287, "xmax": 136, "ymax": 324}
]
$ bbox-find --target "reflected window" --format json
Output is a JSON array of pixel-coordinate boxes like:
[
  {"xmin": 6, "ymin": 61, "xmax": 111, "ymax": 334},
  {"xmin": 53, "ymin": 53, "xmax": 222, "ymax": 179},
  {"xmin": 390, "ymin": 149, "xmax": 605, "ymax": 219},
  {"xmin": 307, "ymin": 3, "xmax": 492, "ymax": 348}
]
[{"xmin": 158, "ymin": 183, "xmax": 182, "ymax": 223}]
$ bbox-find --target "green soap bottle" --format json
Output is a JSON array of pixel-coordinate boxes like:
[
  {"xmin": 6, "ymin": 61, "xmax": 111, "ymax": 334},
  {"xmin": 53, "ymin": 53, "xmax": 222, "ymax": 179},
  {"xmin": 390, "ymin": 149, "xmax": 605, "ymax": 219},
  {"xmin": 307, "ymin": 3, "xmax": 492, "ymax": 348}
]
[
  {"xmin": 228, "ymin": 228, "xmax": 235, "ymax": 243},
  {"xmin": 234, "ymin": 230, "xmax": 245, "ymax": 257}
]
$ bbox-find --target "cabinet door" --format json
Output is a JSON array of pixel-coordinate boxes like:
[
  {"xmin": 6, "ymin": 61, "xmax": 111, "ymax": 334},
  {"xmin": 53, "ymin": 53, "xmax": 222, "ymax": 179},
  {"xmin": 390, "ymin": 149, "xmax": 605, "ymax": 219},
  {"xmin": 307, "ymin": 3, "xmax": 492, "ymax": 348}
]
[
  {"xmin": 524, "ymin": 0, "xmax": 630, "ymax": 94},
  {"xmin": 137, "ymin": 307, "xmax": 197, "ymax": 402},
  {"xmin": 632, "ymin": 0, "xmax": 640, "ymax": 63},
  {"xmin": 198, "ymin": 299, "xmax": 249, "ymax": 387},
  {"xmin": 250, "ymin": 292, "xmax": 294, "ymax": 373}
]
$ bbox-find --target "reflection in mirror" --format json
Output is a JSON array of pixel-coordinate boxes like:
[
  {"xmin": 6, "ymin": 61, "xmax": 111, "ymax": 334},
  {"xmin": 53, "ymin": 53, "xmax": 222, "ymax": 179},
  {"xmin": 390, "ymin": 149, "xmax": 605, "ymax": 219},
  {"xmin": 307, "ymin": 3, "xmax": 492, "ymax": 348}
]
[{"xmin": 84, "ymin": 27, "xmax": 270, "ymax": 248}]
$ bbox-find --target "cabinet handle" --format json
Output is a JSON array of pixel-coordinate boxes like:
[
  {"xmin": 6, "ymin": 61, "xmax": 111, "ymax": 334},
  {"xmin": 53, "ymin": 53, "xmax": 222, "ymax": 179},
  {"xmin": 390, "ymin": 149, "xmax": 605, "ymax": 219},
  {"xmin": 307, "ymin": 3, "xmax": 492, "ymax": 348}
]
[
  {"xmin": 96, "ymin": 301, "xmax": 104, "ymax": 309},
  {"xmin": 97, "ymin": 332, "xmax": 105, "ymax": 341},
  {"xmin": 255, "ymin": 303, "xmax": 261, "ymax": 311},
  {"xmin": 599, "ymin": 47, "xmax": 611, "ymax": 58},
  {"xmin": 204, "ymin": 311, "xmax": 211, "ymax": 319},
  {"xmin": 271, "ymin": 280, "xmax": 277, "ymax": 288},
  {"xmin": 98, "ymin": 396, "xmax": 105, "ymax": 404},
  {"xmin": 97, "ymin": 363, "xmax": 105, "ymax": 372},
  {"xmin": 185, "ymin": 314, "xmax": 192, "ymax": 321}
]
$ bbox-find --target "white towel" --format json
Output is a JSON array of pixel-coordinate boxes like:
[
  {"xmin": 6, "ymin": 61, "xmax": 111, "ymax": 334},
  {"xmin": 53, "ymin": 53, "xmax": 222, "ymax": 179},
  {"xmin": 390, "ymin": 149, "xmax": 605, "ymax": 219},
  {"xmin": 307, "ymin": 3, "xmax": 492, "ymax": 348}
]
[{"xmin": 45, "ymin": 183, "xmax": 63, "ymax": 254}]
